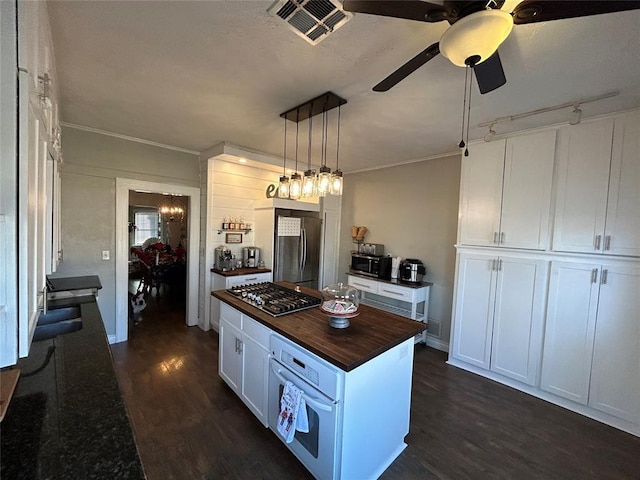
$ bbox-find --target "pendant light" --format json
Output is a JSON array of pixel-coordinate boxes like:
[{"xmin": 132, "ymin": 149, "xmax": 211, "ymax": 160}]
[
  {"xmin": 278, "ymin": 116, "xmax": 290, "ymax": 198},
  {"xmin": 289, "ymin": 110, "xmax": 302, "ymax": 200},
  {"xmin": 316, "ymin": 109, "xmax": 331, "ymax": 197},
  {"xmin": 330, "ymin": 105, "xmax": 343, "ymax": 196},
  {"xmin": 301, "ymin": 112, "xmax": 316, "ymax": 198}
]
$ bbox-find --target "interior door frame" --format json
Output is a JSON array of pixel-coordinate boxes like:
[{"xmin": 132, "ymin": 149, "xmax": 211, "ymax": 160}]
[{"xmin": 115, "ymin": 177, "xmax": 200, "ymax": 343}]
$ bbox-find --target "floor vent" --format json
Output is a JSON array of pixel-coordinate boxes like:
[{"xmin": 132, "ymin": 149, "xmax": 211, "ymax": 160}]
[{"xmin": 268, "ymin": 0, "xmax": 352, "ymax": 45}]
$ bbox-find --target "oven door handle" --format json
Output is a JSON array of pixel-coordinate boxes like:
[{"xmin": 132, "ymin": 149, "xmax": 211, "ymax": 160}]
[{"xmin": 270, "ymin": 362, "xmax": 334, "ymax": 413}]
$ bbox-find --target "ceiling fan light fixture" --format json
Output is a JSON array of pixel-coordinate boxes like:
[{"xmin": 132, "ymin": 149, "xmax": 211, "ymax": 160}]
[{"xmin": 439, "ymin": 9, "xmax": 513, "ymax": 67}]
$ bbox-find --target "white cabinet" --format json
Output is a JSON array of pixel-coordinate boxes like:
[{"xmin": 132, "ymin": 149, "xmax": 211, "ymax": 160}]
[
  {"xmin": 210, "ymin": 271, "xmax": 271, "ymax": 331},
  {"xmin": 541, "ymin": 261, "xmax": 640, "ymax": 423},
  {"xmin": 458, "ymin": 130, "xmax": 556, "ymax": 250},
  {"xmin": 451, "ymin": 252, "xmax": 548, "ymax": 386},
  {"xmin": 347, "ymin": 274, "xmax": 430, "ymax": 343},
  {"xmin": 553, "ymin": 113, "xmax": 640, "ymax": 257},
  {"xmin": 218, "ymin": 303, "xmax": 271, "ymax": 427}
]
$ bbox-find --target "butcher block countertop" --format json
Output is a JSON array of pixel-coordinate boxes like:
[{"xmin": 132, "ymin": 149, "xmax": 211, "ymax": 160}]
[{"xmin": 211, "ymin": 281, "xmax": 426, "ymax": 372}]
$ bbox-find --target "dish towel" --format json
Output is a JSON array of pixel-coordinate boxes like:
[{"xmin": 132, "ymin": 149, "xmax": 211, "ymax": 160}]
[{"xmin": 277, "ymin": 381, "xmax": 309, "ymax": 443}]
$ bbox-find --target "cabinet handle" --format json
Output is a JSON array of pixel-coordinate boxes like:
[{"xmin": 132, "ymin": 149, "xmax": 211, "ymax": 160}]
[
  {"xmin": 353, "ymin": 282, "xmax": 369, "ymax": 289},
  {"xmin": 601, "ymin": 269, "xmax": 608, "ymax": 285},
  {"xmin": 380, "ymin": 288, "xmax": 402, "ymax": 296},
  {"xmin": 591, "ymin": 268, "xmax": 598, "ymax": 284},
  {"xmin": 604, "ymin": 236, "xmax": 611, "ymax": 251},
  {"xmin": 594, "ymin": 235, "xmax": 602, "ymax": 250},
  {"xmin": 498, "ymin": 259, "xmax": 503, "ymax": 271},
  {"xmin": 493, "ymin": 232, "xmax": 498, "ymax": 244},
  {"xmin": 238, "ymin": 340, "xmax": 243, "ymax": 354},
  {"xmin": 244, "ymin": 277, "xmax": 258, "ymax": 282},
  {"xmin": 500, "ymin": 232, "xmax": 505, "ymax": 245},
  {"xmin": 235, "ymin": 338, "xmax": 240, "ymax": 353}
]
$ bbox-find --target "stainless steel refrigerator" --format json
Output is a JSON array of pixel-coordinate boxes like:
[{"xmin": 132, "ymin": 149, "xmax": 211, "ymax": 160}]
[{"xmin": 273, "ymin": 209, "xmax": 322, "ymax": 290}]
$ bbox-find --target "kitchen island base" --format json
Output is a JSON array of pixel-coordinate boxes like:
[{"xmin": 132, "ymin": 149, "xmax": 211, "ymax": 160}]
[{"xmin": 214, "ymin": 284, "xmax": 425, "ymax": 480}]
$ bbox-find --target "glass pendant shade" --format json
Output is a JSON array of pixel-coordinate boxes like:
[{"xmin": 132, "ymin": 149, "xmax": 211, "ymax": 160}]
[
  {"xmin": 439, "ymin": 9, "xmax": 513, "ymax": 67},
  {"xmin": 302, "ymin": 170, "xmax": 316, "ymax": 198},
  {"xmin": 330, "ymin": 169, "xmax": 343, "ymax": 196},
  {"xmin": 289, "ymin": 173, "xmax": 302, "ymax": 200},
  {"xmin": 278, "ymin": 175, "xmax": 290, "ymax": 198},
  {"xmin": 317, "ymin": 165, "xmax": 332, "ymax": 197}
]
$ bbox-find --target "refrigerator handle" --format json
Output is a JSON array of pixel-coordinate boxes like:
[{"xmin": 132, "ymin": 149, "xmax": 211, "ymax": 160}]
[
  {"xmin": 301, "ymin": 227, "xmax": 307, "ymax": 272},
  {"xmin": 298, "ymin": 228, "xmax": 304, "ymax": 272}
]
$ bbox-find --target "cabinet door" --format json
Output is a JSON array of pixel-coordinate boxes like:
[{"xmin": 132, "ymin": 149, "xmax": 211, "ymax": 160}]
[
  {"xmin": 458, "ymin": 140, "xmax": 505, "ymax": 246},
  {"xmin": 552, "ymin": 120, "xmax": 614, "ymax": 253},
  {"xmin": 490, "ymin": 257, "xmax": 548, "ymax": 385},
  {"xmin": 540, "ymin": 262, "xmax": 600, "ymax": 404},
  {"xmin": 241, "ymin": 333, "xmax": 270, "ymax": 427},
  {"xmin": 589, "ymin": 265, "xmax": 640, "ymax": 423},
  {"xmin": 605, "ymin": 112, "xmax": 640, "ymax": 257},
  {"xmin": 451, "ymin": 253, "xmax": 496, "ymax": 369},
  {"xmin": 218, "ymin": 318, "xmax": 242, "ymax": 394},
  {"xmin": 500, "ymin": 131, "xmax": 555, "ymax": 250}
]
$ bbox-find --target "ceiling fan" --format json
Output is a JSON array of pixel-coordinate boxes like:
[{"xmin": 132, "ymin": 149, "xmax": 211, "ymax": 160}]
[{"xmin": 342, "ymin": 0, "xmax": 640, "ymax": 94}]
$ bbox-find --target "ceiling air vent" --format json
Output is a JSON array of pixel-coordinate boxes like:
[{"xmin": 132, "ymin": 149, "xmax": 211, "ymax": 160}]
[{"xmin": 268, "ymin": 0, "xmax": 352, "ymax": 45}]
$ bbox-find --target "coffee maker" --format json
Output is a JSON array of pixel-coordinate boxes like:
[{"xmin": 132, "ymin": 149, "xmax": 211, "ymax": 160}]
[
  {"xmin": 214, "ymin": 246, "xmax": 233, "ymax": 271},
  {"xmin": 242, "ymin": 247, "xmax": 260, "ymax": 268}
]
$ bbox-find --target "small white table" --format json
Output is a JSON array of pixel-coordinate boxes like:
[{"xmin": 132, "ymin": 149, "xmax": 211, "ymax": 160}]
[{"xmin": 347, "ymin": 273, "xmax": 431, "ymax": 344}]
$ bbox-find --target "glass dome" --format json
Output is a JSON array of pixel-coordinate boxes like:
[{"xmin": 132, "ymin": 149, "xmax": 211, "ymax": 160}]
[{"xmin": 321, "ymin": 282, "xmax": 359, "ymax": 315}]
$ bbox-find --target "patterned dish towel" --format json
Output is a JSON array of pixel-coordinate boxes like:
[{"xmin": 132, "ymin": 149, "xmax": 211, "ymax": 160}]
[{"xmin": 277, "ymin": 380, "xmax": 309, "ymax": 443}]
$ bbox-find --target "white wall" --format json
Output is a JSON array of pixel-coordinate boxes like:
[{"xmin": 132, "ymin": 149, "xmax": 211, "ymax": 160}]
[
  {"xmin": 57, "ymin": 126, "xmax": 199, "ymax": 335},
  {"xmin": 339, "ymin": 154, "xmax": 461, "ymax": 350}
]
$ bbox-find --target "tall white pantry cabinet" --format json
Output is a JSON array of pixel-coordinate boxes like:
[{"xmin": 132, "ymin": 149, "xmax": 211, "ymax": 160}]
[{"xmin": 449, "ymin": 110, "xmax": 640, "ymax": 436}]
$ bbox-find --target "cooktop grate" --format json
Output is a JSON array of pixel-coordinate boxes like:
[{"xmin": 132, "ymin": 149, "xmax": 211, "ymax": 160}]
[{"xmin": 226, "ymin": 282, "xmax": 321, "ymax": 316}]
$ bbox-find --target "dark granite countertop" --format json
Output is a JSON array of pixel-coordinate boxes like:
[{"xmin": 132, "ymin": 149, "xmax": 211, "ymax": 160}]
[
  {"xmin": 46, "ymin": 275, "xmax": 103, "ymax": 292},
  {"xmin": 1, "ymin": 296, "xmax": 145, "ymax": 479},
  {"xmin": 212, "ymin": 282, "xmax": 425, "ymax": 372}
]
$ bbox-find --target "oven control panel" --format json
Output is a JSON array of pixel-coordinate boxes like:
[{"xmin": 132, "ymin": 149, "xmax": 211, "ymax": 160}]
[{"xmin": 280, "ymin": 351, "xmax": 320, "ymax": 386}]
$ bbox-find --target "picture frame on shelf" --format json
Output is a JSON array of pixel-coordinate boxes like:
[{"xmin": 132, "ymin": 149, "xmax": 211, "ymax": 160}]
[{"xmin": 225, "ymin": 232, "xmax": 242, "ymax": 244}]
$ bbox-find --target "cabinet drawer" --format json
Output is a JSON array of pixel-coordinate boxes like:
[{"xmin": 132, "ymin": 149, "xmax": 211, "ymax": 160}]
[
  {"xmin": 227, "ymin": 273, "xmax": 270, "ymax": 288},
  {"xmin": 221, "ymin": 303, "xmax": 242, "ymax": 329},
  {"xmin": 243, "ymin": 316, "xmax": 271, "ymax": 349},
  {"xmin": 347, "ymin": 276, "xmax": 378, "ymax": 293},
  {"xmin": 377, "ymin": 283, "xmax": 413, "ymax": 302}
]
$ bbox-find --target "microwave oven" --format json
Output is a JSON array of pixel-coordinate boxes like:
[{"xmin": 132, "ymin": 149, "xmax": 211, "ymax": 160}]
[{"xmin": 350, "ymin": 254, "xmax": 392, "ymax": 280}]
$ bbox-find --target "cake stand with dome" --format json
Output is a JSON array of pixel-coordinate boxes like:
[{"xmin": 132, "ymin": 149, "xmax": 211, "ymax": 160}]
[{"xmin": 320, "ymin": 283, "xmax": 360, "ymax": 329}]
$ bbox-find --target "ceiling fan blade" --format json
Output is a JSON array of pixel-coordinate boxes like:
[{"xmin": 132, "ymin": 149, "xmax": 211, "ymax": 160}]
[
  {"xmin": 512, "ymin": 0, "xmax": 640, "ymax": 25},
  {"xmin": 342, "ymin": 0, "xmax": 445, "ymax": 23},
  {"xmin": 473, "ymin": 51, "xmax": 506, "ymax": 94},
  {"xmin": 373, "ymin": 43, "xmax": 440, "ymax": 92}
]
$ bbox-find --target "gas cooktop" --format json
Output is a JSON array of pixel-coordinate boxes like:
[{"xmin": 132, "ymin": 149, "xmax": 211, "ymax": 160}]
[{"xmin": 226, "ymin": 282, "xmax": 322, "ymax": 317}]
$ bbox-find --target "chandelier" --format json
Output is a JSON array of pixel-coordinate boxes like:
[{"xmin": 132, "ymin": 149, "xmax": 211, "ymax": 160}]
[
  {"xmin": 278, "ymin": 91, "xmax": 347, "ymax": 199},
  {"xmin": 158, "ymin": 195, "xmax": 184, "ymax": 222}
]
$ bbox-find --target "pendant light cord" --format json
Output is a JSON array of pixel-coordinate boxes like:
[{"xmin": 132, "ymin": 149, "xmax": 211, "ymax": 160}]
[
  {"xmin": 307, "ymin": 111, "xmax": 313, "ymax": 170},
  {"xmin": 295, "ymin": 109, "xmax": 299, "ymax": 172},
  {"xmin": 464, "ymin": 66, "xmax": 473, "ymax": 157},
  {"xmin": 459, "ymin": 66, "xmax": 469, "ymax": 149},
  {"xmin": 336, "ymin": 105, "xmax": 341, "ymax": 170},
  {"xmin": 282, "ymin": 117, "xmax": 287, "ymax": 174}
]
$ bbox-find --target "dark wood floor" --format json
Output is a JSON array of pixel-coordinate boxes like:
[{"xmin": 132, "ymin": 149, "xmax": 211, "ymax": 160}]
[{"xmin": 111, "ymin": 298, "xmax": 640, "ymax": 480}]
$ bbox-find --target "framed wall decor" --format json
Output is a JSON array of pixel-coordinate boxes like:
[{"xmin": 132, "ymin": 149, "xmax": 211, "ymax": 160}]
[{"xmin": 225, "ymin": 232, "xmax": 243, "ymax": 244}]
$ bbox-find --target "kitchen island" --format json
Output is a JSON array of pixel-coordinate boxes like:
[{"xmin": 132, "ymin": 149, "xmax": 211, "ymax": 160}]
[{"xmin": 212, "ymin": 282, "xmax": 425, "ymax": 480}]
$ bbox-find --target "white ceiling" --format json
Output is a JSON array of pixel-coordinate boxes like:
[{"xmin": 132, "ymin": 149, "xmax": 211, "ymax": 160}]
[{"xmin": 47, "ymin": 0, "xmax": 640, "ymax": 172}]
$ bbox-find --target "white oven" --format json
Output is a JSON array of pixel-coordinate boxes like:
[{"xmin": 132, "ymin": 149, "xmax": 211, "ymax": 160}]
[{"xmin": 268, "ymin": 334, "xmax": 343, "ymax": 480}]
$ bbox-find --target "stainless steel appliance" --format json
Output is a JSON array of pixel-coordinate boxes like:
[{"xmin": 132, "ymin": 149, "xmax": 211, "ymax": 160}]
[
  {"xmin": 359, "ymin": 243, "xmax": 384, "ymax": 256},
  {"xmin": 242, "ymin": 246, "xmax": 260, "ymax": 267},
  {"xmin": 274, "ymin": 210, "xmax": 322, "ymax": 290},
  {"xmin": 214, "ymin": 246, "xmax": 233, "ymax": 271},
  {"xmin": 399, "ymin": 258, "xmax": 426, "ymax": 284},
  {"xmin": 350, "ymin": 254, "xmax": 392, "ymax": 280},
  {"xmin": 226, "ymin": 282, "xmax": 321, "ymax": 316},
  {"xmin": 269, "ymin": 334, "xmax": 342, "ymax": 480}
]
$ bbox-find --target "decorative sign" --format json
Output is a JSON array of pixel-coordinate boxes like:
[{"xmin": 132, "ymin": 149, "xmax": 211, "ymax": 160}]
[
  {"xmin": 225, "ymin": 233, "xmax": 243, "ymax": 244},
  {"xmin": 266, "ymin": 184, "xmax": 279, "ymax": 198}
]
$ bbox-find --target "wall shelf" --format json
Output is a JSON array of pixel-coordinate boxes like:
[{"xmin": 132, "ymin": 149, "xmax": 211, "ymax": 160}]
[{"xmin": 217, "ymin": 229, "xmax": 252, "ymax": 234}]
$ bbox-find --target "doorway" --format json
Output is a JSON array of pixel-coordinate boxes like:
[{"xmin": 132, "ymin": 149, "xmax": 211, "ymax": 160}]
[
  {"xmin": 128, "ymin": 192, "xmax": 188, "ymax": 318},
  {"xmin": 115, "ymin": 178, "xmax": 200, "ymax": 344}
]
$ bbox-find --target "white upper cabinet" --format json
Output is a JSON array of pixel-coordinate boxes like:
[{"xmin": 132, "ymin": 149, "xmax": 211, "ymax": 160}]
[
  {"xmin": 553, "ymin": 112, "xmax": 640, "ymax": 257},
  {"xmin": 458, "ymin": 130, "xmax": 556, "ymax": 250}
]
